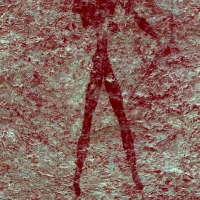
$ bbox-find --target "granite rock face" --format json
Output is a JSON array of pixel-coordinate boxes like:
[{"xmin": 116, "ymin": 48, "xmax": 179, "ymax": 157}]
[{"xmin": 0, "ymin": 0, "xmax": 200, "ymax": 199}]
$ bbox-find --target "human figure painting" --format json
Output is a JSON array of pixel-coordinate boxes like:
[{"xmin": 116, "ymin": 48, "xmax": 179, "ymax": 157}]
[
  {"xmin": 1, "ymin": 0, "xmax": 199, "ymax": 199},
  {"xmin": 71, "ymin": 0, "xmax": 164, "ymax": 197},
  {"xmin": 0, "ymin": 0, "xmax": 200, "ymax": 200}
]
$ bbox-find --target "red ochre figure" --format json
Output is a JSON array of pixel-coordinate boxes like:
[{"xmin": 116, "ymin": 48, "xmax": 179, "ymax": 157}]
[{"xmin": 72, "ymin": 0, "xmax": 159, "ymax": 197}]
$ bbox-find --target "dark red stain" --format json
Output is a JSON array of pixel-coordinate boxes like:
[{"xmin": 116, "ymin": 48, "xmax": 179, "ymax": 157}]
[
  {"xmin": 71, "ymin": 0, "xmax": 161, "ymax": 197},
  {"xmin": 32, "ymin": 71, "xmax": 42, "ymax": 87}
]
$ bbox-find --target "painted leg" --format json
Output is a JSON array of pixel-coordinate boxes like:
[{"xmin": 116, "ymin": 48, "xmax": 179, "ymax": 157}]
[
  {"xmin": 121, "ymin": 129, "xmax": 144, "ymax": 190},
  {"xmin": 73, "ymin": 68, "xmax": 103, "ymax": 197},
  {"xmin": 104, "ymin": 65, "xmax": 143, "ymax": 190},
  {"xmin": 73, "ymin": 134, "xmax": 90, "ymax": 197}
]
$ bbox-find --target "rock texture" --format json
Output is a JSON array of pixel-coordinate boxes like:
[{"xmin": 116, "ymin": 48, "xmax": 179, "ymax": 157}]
[{"xmin": 0, "ymin": 0, "xmax": 199, "ymax": 199}]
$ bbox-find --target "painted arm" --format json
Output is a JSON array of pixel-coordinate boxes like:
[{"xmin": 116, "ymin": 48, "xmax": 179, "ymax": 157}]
[{"xmin": 121, "ymin": 0, "xmax": 159, "ymax": 39}]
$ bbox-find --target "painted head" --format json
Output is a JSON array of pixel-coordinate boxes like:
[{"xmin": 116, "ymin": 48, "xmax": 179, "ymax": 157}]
[{"xmin": 72, "ymin": 0, "xmax": 116, "ymax": 28}]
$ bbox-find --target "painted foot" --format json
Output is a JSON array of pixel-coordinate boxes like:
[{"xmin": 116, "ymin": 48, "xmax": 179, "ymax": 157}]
[
  {"xmin": 132, "ymin": 173, "xmax": 144, "ymax": 191},
  {"xmin": 135, "ymin": 182, "xmax": 144, "ymax": 190}
]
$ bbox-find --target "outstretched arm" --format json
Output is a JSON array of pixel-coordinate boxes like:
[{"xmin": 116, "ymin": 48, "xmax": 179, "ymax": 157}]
[{"xmin": 120, "ymin": 0, "xmax": 159, "ymax": 39}]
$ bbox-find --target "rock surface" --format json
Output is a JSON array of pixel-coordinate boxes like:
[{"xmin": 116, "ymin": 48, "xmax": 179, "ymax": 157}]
[{"xmin": 0, "ymin": 0, "xmax": 199, "ymax": 199}]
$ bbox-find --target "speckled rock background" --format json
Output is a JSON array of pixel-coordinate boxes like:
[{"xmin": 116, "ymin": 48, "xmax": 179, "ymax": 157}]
[{"xmin": 0, "ymin": 0, "xmax": 200, "ymax": 199}]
